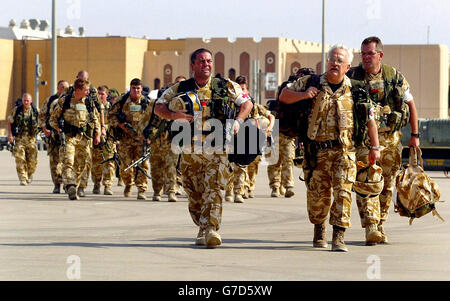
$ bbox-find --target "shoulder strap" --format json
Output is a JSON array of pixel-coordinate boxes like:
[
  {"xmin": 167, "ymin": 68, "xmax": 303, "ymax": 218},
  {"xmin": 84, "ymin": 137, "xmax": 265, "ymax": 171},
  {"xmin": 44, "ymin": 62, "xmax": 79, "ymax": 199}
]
[
  {"xmin": 177, "ymin": 78, "xmax": 196, "ymax": 94},
  {"xmin": 347, "ymin": 64, "xmax": 366, "ymax": 81}
]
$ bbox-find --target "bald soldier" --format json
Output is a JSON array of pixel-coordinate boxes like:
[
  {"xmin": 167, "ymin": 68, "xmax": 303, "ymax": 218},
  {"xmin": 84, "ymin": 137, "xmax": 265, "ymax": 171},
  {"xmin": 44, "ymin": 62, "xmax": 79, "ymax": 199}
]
[
  {"xmin": 7, "ymin": 93, "xmax": 40, "ymax": 185},
  {"xmin": 155, "ymin": 48, "xmax": 253, "ymax": 248}
]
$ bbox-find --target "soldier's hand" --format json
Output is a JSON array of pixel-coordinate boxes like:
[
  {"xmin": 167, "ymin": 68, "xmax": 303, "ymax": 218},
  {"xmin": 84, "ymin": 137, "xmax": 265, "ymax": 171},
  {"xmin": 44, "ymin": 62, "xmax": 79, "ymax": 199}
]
[
  {"xmin": 101, "ymin": 126, "xmax": 107, "ymax": 137},
  {"xmin": 8, "ymin": 134, "xmax": 14, "ymax": 143},
  {"xmin": 118, "ymin": 122, "xmax": 130, "ymax": 135},
  {"xmin": 369, "ymin": 149, "xmax": 380, "ymax": 165},
  {"xmin": 173, "ymin": 110, "xmax": 194, "ymax": 122},
  {"xmin": 233, "ymin": 120, "xmax": 240, "ymax": 135},
  {"xmin": 305, "ymin": 87, "xmax": 319, "ymax": 99},
  {"xmin": 408, "ymin": 136, "xmax": 420, "ymax": 149},
  {"xmin": 43, "ymin": 127, "xmax": 51, "ymax": 137},
  {"xmin": 93, "ymin": 135, "xmax": 101, "ymax": 146}
]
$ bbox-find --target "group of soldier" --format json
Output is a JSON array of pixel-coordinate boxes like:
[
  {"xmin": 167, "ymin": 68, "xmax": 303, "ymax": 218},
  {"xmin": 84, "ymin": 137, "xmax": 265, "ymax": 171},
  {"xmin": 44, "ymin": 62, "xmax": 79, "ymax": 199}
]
[{"xmin": 7, "ymin": 35, "xmax": 420, "ymax": 251}]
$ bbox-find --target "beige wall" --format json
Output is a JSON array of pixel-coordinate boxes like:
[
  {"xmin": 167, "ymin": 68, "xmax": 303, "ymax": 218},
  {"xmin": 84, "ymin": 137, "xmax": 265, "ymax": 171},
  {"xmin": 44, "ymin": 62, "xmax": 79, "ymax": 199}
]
[
  {"xmin": 0, "ymin": 38, "xmax": 14, "ymax": 134},
  {"xmin": 382, "ymin": 45, "xmax": 449, "ymax": 118}
]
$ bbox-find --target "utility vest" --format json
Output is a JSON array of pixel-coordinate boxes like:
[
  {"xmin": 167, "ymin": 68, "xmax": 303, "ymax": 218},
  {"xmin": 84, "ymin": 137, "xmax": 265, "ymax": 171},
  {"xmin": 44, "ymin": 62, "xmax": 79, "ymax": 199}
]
[
  {"xmin": 60, "ymin": 93, "xmax": 96, "ymax": 138},
  {"xmin": 168, "ymin": 77, "xmax": 235, "ymax": 141},
  {"xmin": 347, "ymin": 64, "xmax": 410, "ymax": 138},
  {"xmin": 12, "ymin": 105, "xmax": 39, "ymax": 137},
  {"xmin": 307, "ymin": 75, "xmax": 355, "ymax": 149}
]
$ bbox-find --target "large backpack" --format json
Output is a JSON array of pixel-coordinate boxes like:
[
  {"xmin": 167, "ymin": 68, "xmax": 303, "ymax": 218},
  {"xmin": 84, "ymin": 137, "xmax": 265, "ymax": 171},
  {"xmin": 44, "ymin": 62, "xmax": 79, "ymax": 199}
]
[
  {"xmin": 275, "ymin": 74, "xmax": 321, "ymax": 142},
  {"xmin": 395, "ymin": 147, "xmax": 445, "ymax": 224}
]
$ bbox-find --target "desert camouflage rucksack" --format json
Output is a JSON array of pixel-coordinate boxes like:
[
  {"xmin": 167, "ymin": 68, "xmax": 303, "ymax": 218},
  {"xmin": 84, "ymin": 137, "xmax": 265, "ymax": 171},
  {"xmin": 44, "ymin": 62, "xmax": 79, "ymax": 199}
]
[{"xmin": 395, "ymin": 147, "xmax": 445, "ymax": 224}]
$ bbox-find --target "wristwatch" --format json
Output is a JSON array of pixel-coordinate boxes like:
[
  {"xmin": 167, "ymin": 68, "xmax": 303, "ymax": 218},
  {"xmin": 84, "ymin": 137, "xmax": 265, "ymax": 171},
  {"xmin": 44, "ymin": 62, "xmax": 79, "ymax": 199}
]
[
  {"xmin": 411, "ymin": 132, "xmax": 420, "ymax": 138},
  {"xmin": 371, "ymin": 145, "xmax": 381, "ymax": 150}
]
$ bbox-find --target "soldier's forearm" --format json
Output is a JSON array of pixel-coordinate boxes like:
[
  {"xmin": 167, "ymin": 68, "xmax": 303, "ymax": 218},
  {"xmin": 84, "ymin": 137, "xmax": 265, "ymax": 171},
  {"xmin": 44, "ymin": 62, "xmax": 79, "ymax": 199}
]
[
  {"xmin": 236, "ymin": 101, "xmax": 253, "ymax": 121},
  {"xmin": 408, "ymin": 100, "xmax": 419, "ymax": 134},
  {"xmin": 367, "ymin": 119, "xmax": 379, "ymax": 147}
]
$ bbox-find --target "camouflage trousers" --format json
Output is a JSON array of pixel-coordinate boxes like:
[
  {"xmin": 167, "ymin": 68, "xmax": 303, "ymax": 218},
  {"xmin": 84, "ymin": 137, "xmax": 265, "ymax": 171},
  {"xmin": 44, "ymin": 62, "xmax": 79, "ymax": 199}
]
[
  {"xmin": 303, "ymin": 147, "xmax": 356, "ymax": 228},
  {"xmin": 267, "ymin": 133, "xmax": 295, "ymax": 190},
  {"xmin": 118, "ymin": 137, "xmax": 148, "ymax": 192},
  {"xmin": 91, "ymin": 141, "xmax": 116, "ymax": 187},
  {"xmin": 62, "ymin": 134, "xmax": 92, "ymax": 187},
  {"xmin": 246, "ymin": 155, "xmax": 261, "ymax": 193},
  {"xmin": 78, "ymin": 144, "xmax": 92, "ymax": 189},
  {"xmin": 13, "ymin": 135, "xmax": 38, "ymax": 182},
  {"xmin": 180, "ymin": 153, "xmax": 230, "ymax": 230},
  {"xmin": 150, "ymin": 134, "xmax": 177, "ymax": 196},
  {"xmin": 225, "ymin": 163, "xmax": 247, "ymax": 195},
  {"xmin": 356, "ymin": 132, "xmax": 403, "ymax": 226},
  {"xmin": 46, "ymin": 140, "xmax": 63, "ymax": 185}
]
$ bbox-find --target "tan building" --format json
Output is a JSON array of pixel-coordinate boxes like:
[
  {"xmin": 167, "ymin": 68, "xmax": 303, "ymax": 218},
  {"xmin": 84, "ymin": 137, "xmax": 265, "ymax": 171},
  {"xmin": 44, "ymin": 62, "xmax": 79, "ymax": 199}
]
[{"xmin": 0, "ymin": 35, "xmax": 448, "ymax": 134}]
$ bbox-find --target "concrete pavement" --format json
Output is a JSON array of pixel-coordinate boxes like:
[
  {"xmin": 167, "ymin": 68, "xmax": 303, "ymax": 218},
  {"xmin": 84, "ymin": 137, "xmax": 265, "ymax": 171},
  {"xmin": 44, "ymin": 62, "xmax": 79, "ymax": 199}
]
[{"xmin": 0, "ymin": 151, "xmax": 449, "ymax": 281}]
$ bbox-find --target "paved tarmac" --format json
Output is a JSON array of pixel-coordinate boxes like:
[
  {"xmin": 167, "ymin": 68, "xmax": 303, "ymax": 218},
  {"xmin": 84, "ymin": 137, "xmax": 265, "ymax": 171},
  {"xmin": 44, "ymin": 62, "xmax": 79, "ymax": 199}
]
[{"xmin": 0, "ymin": 150, "xmax": 449, "ymax": 281}]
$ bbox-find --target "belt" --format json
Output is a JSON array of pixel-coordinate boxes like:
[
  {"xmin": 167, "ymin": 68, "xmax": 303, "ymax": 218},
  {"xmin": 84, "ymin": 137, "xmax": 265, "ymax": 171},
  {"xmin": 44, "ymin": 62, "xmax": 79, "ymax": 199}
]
[{"xmin": 311, "ymin": 139, "xmax": 341, "ymax": 150}]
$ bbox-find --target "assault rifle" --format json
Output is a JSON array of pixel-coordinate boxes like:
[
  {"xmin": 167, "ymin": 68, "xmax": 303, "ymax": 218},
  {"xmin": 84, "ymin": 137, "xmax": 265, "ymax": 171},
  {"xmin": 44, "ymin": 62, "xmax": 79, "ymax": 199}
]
[
  {"xmin": 124, "ymin": 140, "xmax": 152, "ymax": 180},
  {"xmin": 58, "ymin": 118, "xmax": 66, "ymax": 152},
  {"xmin": 101, "ymin": 151, "xmax": 121, "ymax": 179}
]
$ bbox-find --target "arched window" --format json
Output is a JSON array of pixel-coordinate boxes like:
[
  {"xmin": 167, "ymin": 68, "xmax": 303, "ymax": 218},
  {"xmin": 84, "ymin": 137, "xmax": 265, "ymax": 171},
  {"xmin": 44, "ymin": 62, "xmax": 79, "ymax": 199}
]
[
  {"xmin": 291, "ymin": 61, "xmax": 301, "ymax": 76},
  {"xmin": 154, "ymin": 78, "xmax": 161, "ymax": 90},
  {"xmin": 240, "ymin": 52, "xmax": 250, "ymax": 83},
  {"xmin": 163, "ymin": 64, "xmax": 173, "ymax": 87},
  {"xmin": 215, "ymin": 52, "xmax": 225, "ymax": 77},
  {"xmin": 228, "ymin": 68, "xmax": 236, "ymax": 81},
  {"xmin": 265, "ymin": 52, "xmax": 276, "ymax": 99}
]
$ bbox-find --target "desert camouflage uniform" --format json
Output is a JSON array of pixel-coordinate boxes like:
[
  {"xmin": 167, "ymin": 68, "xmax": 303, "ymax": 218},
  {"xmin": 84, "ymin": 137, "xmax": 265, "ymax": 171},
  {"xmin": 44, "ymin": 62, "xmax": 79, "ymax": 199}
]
[
  {"xmin": 108, "ymin": 94, "xmax": 150, "ymax": 193},
  {"xmin": 288, "ymin": 74, "xmax": 357, "ymax": 228},
  {"xmin": 266, "ymin": 133, "xmax": 295, "ymax": 192},
  {"xmin": 353, "ymin": 69, "xmax": 412, "ymax": 226},
  {"xmin": 49, "ymin": 94, "xmax": 100, "ymax": 188},
  {"xmin": 91, "ymin": 101, "xmax": 115, "ymax": 188},
  {"xmin": 157, "ymin": 76, "xmax": 247, "ymax": 230},
  {"xmin": 8, "ymin": 106, "xmax": 40, "ymax": 183},
  {"xmin": 38, "ymin": 95, "xmax": 63, "ymax": 186}
]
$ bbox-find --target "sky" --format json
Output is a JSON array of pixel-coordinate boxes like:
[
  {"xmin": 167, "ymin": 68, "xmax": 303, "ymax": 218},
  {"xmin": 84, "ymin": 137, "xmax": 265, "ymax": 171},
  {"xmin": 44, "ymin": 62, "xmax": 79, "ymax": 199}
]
[{"xmin": 0, "ymin": 0, "xmax": 449, "ymax": 49}]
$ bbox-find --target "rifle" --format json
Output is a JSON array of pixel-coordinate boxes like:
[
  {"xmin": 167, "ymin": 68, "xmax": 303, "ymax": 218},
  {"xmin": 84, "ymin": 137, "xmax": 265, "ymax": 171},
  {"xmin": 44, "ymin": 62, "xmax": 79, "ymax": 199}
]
[
  {"xmin": 101, "ymin": 151, "xmax": 121, "ymax": 179},
  {"xmin": 58, "ymin": 118, "xmax": 66, "ymax": 152},
  {"xmin": 7, "ymin": 139, "xmax": 15, "ymax": 155},
  {"xmin": 124, "ymin": 140, "xmax": 152, "ymax": 180}
]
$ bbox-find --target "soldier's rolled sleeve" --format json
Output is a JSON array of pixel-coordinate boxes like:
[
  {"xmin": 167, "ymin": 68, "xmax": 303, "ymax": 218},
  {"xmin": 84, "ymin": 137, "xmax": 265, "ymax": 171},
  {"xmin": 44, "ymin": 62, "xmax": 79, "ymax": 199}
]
[
  {"xmin": 156, "ymin": 84, "xmax": 179, "ymax": 105},
  {"xmin": 49, "ymin": 99, "xmax": 63, "ymax": 130},
  {"xmin": 286, "ymin": 75, "xmax": 309, "ymax": 92},
  {"xmin": 7, "ymin": 107, "xmax": 17, "ymax": 124},
  {"xmin": 399, "ymin": 72, "xmax": 414, "ymax": 102},
  {"xmin": 107, "ymin": 102, "xmax": 121, "ymax": 127},
  {"xmin": 226, "ymin": 80, "xmax": 247, "ymax": 106}
]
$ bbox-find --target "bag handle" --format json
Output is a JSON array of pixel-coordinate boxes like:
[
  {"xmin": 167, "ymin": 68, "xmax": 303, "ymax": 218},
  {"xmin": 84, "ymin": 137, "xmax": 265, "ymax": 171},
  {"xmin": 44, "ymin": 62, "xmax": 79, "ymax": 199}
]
[{"xmin": 409, "ymin": 146, "xmax": 423, "ymax": 167}]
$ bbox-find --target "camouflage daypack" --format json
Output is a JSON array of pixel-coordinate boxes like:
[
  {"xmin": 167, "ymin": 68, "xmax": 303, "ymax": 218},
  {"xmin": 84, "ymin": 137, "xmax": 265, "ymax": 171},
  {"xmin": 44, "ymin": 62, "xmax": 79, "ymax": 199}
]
[{"xmin": 395, "ymin": 147, "xmax": 445, "ymax": 224}]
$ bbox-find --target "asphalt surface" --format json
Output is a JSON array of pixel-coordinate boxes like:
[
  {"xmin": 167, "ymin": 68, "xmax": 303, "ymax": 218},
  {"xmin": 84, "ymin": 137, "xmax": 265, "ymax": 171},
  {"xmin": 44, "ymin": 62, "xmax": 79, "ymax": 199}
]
[{"xmin": 0, "ymin": 151, "xmax": 449, "ymax": 281}]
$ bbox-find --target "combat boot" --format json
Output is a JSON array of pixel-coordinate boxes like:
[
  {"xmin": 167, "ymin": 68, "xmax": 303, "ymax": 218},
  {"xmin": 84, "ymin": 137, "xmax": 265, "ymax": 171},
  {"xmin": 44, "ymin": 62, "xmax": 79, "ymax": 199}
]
[
  {"xmin": 19, "ymin": 180, "xmax": 27, "ymax": 186},
  {"xmin": 124, "ymin": 185, "xmax": 132, "ymax": 197},
  {"xmin": 117, "ymin": 178, "xmax": 124, "ymax": 187},
  {"xmin": 284, "ymin": 188, "xmax": 295, "ymax": 198},
  {"xmin": 67, "ymin": 185, "xmax": 79, "ymax": 200},
  {"xmin": 104, "ymin": 186, "xmax": 113, "ymax": 195},
  {"xmin": 225, "ymin": 191, "xmax": 233, "ymax": 202},
  {"xmin": 152, "ymin": 193, "xmax": 161, "ymax": 202},
  {"xmin": 195, "ymin": 227, "xmax": 206, "ymax": 246},
  {"xmin": 205, "ymin": 226, "xmax": 222, "ymax": 249},
  {"xmin": 168, "ymin": 192, "xmax": 177, "ymax": 202},
  {"xmin": 271, "ymin": 187, "xmax": 279, "ymax": 197},
  {"xmin": 77, "ymin": 187, "xmax": 86, "ymax": 197},
  {"xmin": 93, "ymin": 183, "xmax": 101, "ymax": 194},
  {"xmin": 243, "ymin": 191, "xmax": 249, "ymax": 199},
  {"xmin": 332, "ymin": 226, "xmax": 348, "ymax": 252},
  {"xmin": 234, "ymin": 194, "xmax": 244, "ymax": 203},
  {"xmin": 313, "ymin": 222, "xmax": 328, "ymax": 248},
  {"xmin": 27, "ymin": 175, "xmax": 33, "ymax": 184},
  {"xmin": 365, "ymin": 223, "xmax": 382, "ymax": 246},
  {"xmin": 53, "ymin": 184, "xmax": 61, "ymax": 194},
  {"xmin": 137, "ymin": 190, "xmax": 146, "ymax": 200},
  {"xmin": 248, "ymin": 190, "xmax": 255, "ymax": 198},
  {"xmin": 378, "ymin": 224, "xmax": 388, "ymax": 244},
  {"xmin": 279, "ymin": 186, "xmax": 286, "ymax": 196}
]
